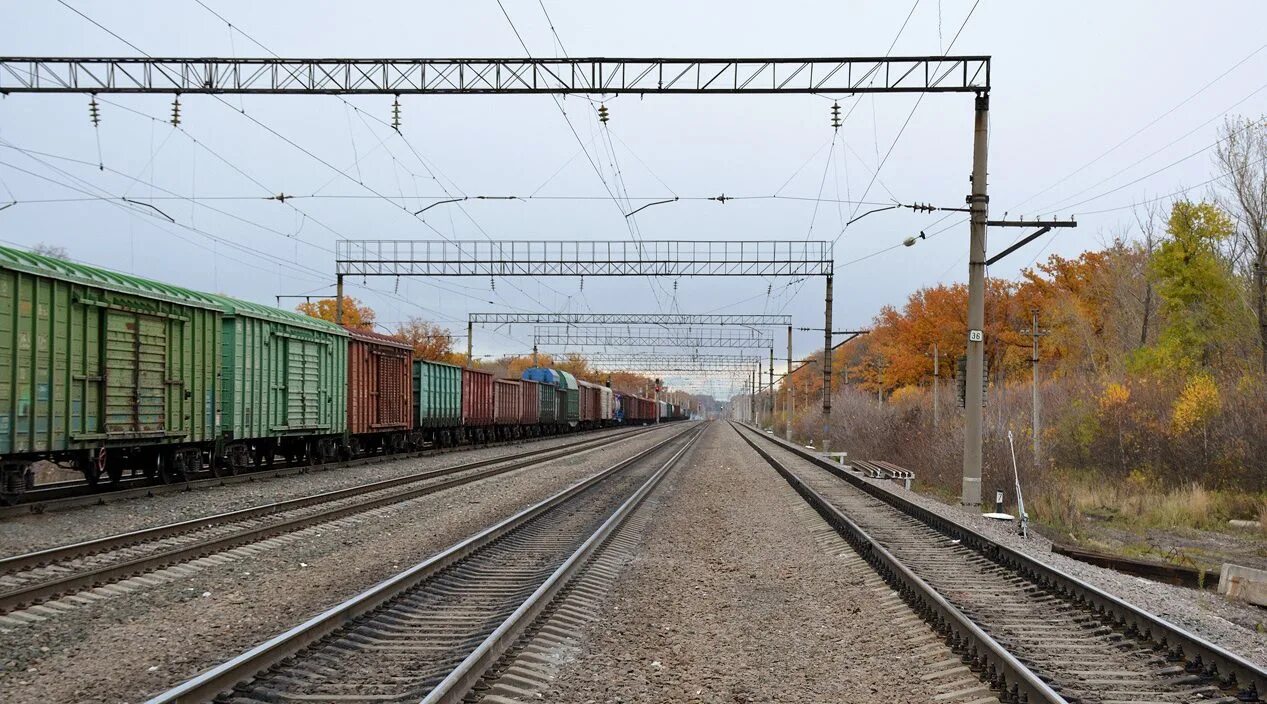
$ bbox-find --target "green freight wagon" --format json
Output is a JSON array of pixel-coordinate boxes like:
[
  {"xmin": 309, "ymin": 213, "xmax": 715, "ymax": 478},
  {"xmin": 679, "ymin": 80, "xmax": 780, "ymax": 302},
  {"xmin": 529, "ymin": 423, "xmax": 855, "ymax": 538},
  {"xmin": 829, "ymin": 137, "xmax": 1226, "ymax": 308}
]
[
  {"xmin": 0, "ymin": 245, "xmax": 222, "ymax": 497},
  {"xmin": 413, "ymin": 359, "xmax": 462, "ymax": 446},
  {"xmin": 555, "ymin": 370, "xmax": 580, "ymax": 427},
  {"xmin": 208, "ymin": 294, "xmax": 348, "ymax": 470}
]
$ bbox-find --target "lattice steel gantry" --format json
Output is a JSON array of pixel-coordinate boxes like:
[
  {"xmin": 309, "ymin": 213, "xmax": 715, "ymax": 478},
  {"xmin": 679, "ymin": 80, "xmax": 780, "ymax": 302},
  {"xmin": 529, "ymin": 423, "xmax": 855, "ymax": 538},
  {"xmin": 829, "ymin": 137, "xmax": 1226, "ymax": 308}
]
[
  {"xmin": 467, "ymin": 312, "xmax": 792, "ymax": 375},
  {"xmin": 4, "ymin": 52, "xmax": 999, "ymax": 492},
  {"xmin": 533, "ymin": 326, "xmax": 773, "ymax": 349},
  {"xmin": 0, "ymin": 56, "xmax": 990, "ymax": 94}
]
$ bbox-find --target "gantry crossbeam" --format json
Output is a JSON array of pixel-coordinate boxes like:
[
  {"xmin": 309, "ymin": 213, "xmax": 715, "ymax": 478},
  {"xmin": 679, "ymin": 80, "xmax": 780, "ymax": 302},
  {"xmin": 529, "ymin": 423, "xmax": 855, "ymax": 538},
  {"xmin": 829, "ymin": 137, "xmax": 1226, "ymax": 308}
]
[
  {"xmin": 337, "ymin": 240, "xmax": 831, "ymax": 277},
  {"xmin": 534, "ymin": 326, "xmax": 772, "ymax": 349},
  {"xmin": 0, "ymin": 56, "xmax": 990, "ymax": 94},
  {"xmin": 471, "ymin": 312, "xmax": 791, "ymax": 326}
]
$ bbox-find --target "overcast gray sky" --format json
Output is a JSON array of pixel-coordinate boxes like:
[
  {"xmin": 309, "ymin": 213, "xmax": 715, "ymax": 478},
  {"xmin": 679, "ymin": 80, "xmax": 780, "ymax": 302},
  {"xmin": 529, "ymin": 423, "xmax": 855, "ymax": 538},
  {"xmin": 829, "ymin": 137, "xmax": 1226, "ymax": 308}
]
[{"xmin": 3, "ymin": 1, "xmax": 1265, "ymax": 398}]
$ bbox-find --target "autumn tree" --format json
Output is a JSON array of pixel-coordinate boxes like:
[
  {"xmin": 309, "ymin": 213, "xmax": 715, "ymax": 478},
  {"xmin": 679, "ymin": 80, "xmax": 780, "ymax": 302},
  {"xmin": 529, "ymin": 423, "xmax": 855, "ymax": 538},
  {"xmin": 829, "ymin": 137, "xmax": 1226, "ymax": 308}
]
[
  {"xmin": 1144, "ymin": 200, "xmax": 1239, "ymax": 370},
  {"xmin": 296, "ymin": 296, "xmax": 376, "ymax": 331},
  {"xmin": 394, "ymin": 317, "xmax": 455, "ymax": 361},
  {"xmin": 1215, "ymin": 115, "xmax": 1267, "ymax": 373}
]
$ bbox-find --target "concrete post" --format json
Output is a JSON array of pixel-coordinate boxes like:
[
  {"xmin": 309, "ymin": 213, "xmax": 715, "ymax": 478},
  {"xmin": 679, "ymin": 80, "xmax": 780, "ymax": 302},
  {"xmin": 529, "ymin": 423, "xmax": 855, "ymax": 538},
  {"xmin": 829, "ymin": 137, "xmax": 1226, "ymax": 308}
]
[
  {"xmin": 786, "ymin": 325, "xmax": 793, "ymax": 440},
  {"xmin": 1031, "ymin": 309, "xmax": 1041, "ymax": 466},
  {"xmin": 823, "ymin": 273, "xmax": 834, "ymax": 453},
  {"xmin": 933, "ymin": 343, "xmax": 940, "ymax": 428},
  {"xmin": 466, "ymin": 320, "xmax": 473, "ymax": 365},
  {"xmin": 335, "ymin": 274, "xmax": 344, "ymax": 325},
  {"xmin": 961, "ymin": 92, "xmax": 990, "ymax": 507}
]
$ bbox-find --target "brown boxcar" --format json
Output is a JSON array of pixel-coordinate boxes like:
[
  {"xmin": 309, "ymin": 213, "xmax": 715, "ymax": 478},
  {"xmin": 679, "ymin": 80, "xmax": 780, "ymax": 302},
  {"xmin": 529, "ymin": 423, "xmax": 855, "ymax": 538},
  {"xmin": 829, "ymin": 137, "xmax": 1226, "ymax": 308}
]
[
  {"xmin": 344, "ymin": 326, "xmax": 413, "ymax": 452},
  {"xmin": 461, "ymin": 368, "xmax": 494, "ymax": 439},
  {"xmin": 519, "ymin": 379, "xmax": 542, "ymax": 426},
  {"xmin": 493, "ymin": 379, "xmax": 522, "ymax": 427},
  {"xmin": 577, "ymin": 380, "xmax": 603, "ymax": 426}
]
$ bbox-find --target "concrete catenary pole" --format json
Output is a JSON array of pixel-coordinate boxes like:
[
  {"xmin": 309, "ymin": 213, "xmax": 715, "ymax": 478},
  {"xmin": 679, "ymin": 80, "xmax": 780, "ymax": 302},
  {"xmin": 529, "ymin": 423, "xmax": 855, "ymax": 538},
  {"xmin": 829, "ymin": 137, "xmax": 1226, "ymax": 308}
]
[
  {"xmin": 769, "ymin": 348, "xmax": 774, "ymax": 428},
  {"xmin": 1031, "ymin": 308, "xmax": 1041, "ymax": 465},
  {"xmin": 466, "ymin": 320, "xmax": 474, "ymax": 365},
  {"xmin": 961, "ymin": 92, "xmax": 990, "ymax": 507},
  {"xmin": 823, "ymin": 273, "xmax": 834, "ymax": 453},
  {"xmin": 932, "ymin": 343, "xmax": 940, "ymax": 428},
  {"xmin": 335, "ymin": 274, "xmax": 344, "ymax": 325},
  {"xmin": 749, "ymin": 367, "xmax": 756, "ymax": 424},
  {"xmin": 786, "ymin": 325, "xmax": 793, "ymax": 440}
]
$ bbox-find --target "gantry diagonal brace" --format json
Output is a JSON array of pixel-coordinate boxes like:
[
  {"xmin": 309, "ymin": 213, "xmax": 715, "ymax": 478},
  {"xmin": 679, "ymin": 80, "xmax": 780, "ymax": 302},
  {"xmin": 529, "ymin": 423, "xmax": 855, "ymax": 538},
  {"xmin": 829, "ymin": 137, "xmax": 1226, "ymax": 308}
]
[{"xmin": 0, "ymin": 56, "xmax": 990, "ymax": 94}]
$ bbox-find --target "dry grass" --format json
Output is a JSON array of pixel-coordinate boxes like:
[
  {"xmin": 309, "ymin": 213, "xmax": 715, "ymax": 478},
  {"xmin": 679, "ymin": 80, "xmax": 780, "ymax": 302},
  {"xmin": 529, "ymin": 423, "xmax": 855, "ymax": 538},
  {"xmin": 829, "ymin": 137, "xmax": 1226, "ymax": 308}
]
[{"xmin": 1029, "ymin": 476, "xmax": 1265, "ymax": 533}]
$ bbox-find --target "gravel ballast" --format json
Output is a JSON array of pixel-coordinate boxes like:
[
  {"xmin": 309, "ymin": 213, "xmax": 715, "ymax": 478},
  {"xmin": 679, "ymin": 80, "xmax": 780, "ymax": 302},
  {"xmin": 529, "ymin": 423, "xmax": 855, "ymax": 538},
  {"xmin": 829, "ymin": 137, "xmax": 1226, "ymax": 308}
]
[
  {"xmin": 541, "ymin": 421, "xmax": 940, "ymax": 703},
  {"xmin": 751, "ymin": 425, "xmax": 1267, "ymax": 669},
  {"xmin": 0, "ymin": 426, "xmax": 646, "ymax": 556},
  {"xmin": 0, "ymin": 424, "xmax": 693, "ymax": 704}
]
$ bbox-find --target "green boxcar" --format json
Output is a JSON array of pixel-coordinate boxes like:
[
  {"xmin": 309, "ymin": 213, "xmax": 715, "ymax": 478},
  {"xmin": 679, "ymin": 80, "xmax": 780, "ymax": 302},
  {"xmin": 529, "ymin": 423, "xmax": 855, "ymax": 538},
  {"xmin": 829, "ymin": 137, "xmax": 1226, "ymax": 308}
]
[
  {"xmin": 209, "ymin": 295, "xmax": 347, "ymax": 447},
  {"xmin": 555, "ymin": 370, "xmax": 580, "ymax": 426},
  {"xmin": 0, "ymin": 245, "xmax": 221, "ymax": 484},
  {"xmin": 413, "ymin": 359, "xmax": 462, "ymax": 433}
]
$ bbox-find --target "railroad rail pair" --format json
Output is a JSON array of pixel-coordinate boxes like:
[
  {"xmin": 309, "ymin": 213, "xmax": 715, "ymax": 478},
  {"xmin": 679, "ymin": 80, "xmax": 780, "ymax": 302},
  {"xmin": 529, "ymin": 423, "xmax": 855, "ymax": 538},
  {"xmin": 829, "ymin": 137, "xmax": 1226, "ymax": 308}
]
[
  {"xmin": 2, "ymin": 422, "xmax": 637, "ymax": 517},
  {"xmin": 733, "ymin": 422, "xmax": 1266, "ymax": 704},
  {"xmin": 142, "ymin": 421, "xmax": 705, "ymax": 703},
  {"xmin": 0, "ymin": 424, "xmax": 661, "ymax": 614}
]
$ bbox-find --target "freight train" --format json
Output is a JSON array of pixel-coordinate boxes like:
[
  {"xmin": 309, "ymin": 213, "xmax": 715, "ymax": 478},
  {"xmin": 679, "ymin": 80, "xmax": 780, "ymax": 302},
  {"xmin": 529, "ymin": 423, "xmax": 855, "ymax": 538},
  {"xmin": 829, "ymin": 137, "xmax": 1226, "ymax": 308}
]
[{"xmin": 0, "ymin": 245, "xmax": 686, "ymax": 500}]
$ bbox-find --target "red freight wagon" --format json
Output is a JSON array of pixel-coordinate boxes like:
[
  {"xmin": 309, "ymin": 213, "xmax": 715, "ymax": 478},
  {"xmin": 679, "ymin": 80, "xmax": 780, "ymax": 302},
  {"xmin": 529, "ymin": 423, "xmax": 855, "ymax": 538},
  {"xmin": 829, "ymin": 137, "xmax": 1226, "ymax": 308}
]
[
  {"xmin": 493, "ymin": 379, "xmax": 523, "ymax": 438},
  {"xmin": 577, "ymin": 380, "xmax": 602, "ymax": 427},
  {"xmin": 519, "ymin": 379, "xmax": 542, "ymax": 427},
  {"xmin": 344, "ymin": 326, "xmax": 414, "ymax": 452},
  {"xmin": 461, "ymin": 368, "xmax": 494, "ymax": 442}
]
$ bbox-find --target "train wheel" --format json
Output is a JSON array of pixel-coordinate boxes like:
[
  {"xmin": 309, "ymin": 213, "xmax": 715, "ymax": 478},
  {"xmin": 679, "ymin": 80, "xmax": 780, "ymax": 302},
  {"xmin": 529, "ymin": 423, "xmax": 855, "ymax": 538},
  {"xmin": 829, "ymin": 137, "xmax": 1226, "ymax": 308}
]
[
  {"xmin": 0, "ymin": 462, "xmax": 31, "ymax": 506},
  {"xmin": 80, "ymin": 448, "xmax": 105, "ymax": 487},
  {"xmin": 106, "ymin": 452, "xmax": 123, "ymax": 485},
  {"xmin": 157, "ymin": 451, "xmax": 180, "ymax": 484}
]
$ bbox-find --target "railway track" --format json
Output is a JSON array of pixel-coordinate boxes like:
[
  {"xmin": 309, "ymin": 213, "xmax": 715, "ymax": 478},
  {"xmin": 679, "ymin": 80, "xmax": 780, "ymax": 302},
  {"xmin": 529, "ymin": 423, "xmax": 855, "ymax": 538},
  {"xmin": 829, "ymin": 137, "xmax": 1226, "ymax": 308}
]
[
  {"xmin": 0, "ymin": 424, "xmax": 665, "ymax": 615},
  {"xmin": 733, "ymin": 422, "xmax": 1267, "ymax": 704},
  {"xmin": 3, "ymin": 424, "xmax": 640, "ymax": 516},
  {"xmin": 145, "ymin": 421, "xmax": 703, "ymax": 704}
]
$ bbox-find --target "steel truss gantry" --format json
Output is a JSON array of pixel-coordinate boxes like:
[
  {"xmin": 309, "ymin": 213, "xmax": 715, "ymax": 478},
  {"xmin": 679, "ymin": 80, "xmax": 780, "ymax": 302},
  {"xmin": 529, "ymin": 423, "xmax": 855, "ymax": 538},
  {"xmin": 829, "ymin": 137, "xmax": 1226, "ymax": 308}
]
[
  {"xmin": 533, "ymin": 326, "xmax": 772, "ymax": 349},
  {"xmin": 466, "ymin": 312, "xmax": 791, "ymax": 371},
  {"xmin": 4, "ymin": 52, "xmax": 1003, "ymax": 493},
  {"xmin": 0, "ymin": 56, "xmax": 990, "ymax": 95},
  {"xmin": 335, "ymin": 240, "xmax": 831, "ymax": 277},
  {"xmin": 583, "ymin": 353, "xmax": 761, "ymax": 372},
  {"xmin": 469, "ymin": 312, "xmax": 791, "ymax": 326}
]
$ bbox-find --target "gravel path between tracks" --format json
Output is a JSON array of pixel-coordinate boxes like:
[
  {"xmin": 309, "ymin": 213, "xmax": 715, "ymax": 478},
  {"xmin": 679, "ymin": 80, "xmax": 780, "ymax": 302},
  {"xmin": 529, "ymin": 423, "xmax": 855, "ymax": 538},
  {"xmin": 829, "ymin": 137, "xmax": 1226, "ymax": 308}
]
[
  {"xmin": 541, "ymin": 421, "xmax": 938, "ymax": 703},
  {"xmin": 0, "ymin": 427, "xmax": 642, "ymax": 556},
  {"xmin": 758, "ymin": 430, "xmax": 1267, "ymax": 669},
  {"xmin": 0, "ymin": 424, "xmax": 692, "ymax": 704}
]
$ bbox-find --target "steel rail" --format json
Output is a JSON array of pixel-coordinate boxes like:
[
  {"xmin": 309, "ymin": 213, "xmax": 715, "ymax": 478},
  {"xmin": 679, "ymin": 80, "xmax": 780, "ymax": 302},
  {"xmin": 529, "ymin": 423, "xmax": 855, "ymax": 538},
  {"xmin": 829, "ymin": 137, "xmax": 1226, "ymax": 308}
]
[
  {"xmin": 143, "ymin": 422, "xmax": 702, "ymax": 704},
  {"xmin": 422, "ymin": 423, "xmax": 704, "ymax": 703},
  {"xmin": 0, "ymin": 425, "xmax": 664, "ymax": 613},
  {"xmin": 731, "ymin": 422, "xmax": 1063, "ymax": 704},
  {"xmin": 735, "ymin": 422, "xmax": 1267, "ymax": 701},
  {"xmin": 0, "ymin": 425, "xmax": 653, "ymax": 572},
  {"xmin": 1, "ymin": 424, "xmax": 637, "ymax": 517}
]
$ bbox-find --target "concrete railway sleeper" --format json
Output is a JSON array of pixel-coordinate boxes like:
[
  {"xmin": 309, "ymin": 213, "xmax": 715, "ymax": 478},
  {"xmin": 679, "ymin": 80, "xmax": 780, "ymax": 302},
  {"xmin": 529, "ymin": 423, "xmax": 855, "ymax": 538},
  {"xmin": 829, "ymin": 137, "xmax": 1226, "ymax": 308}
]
[
  {"xmin": 144, "ymin": 422, "xmax": 704, "ymax": 704},
  {"xmin": 734, "ymin": 422, "xmax": 1267, "ymax": 704},
  {"xmin": 0, "ymin": 424, "xmax": 665, "ymax": 614}
]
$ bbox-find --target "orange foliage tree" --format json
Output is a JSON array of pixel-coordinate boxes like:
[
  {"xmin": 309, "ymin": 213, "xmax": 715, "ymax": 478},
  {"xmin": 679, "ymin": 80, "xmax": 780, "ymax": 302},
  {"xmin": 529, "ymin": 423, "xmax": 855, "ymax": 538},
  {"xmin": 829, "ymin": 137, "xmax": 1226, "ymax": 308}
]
[
  {"xmin": 295, "ymin": 296, "xmax": 376, "ymax": 331},
  {"xmin": 394, "ymin": 317, "xmax": 456, "ymax": 362}
]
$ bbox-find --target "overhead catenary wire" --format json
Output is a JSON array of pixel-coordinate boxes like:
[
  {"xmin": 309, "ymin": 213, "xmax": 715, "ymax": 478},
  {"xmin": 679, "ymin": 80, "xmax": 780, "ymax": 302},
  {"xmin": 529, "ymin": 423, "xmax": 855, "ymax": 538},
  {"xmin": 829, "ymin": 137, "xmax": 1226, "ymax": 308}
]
[{"xmin": 1009, "ymin": 41, "xmax": 1267, "ymax": 213}]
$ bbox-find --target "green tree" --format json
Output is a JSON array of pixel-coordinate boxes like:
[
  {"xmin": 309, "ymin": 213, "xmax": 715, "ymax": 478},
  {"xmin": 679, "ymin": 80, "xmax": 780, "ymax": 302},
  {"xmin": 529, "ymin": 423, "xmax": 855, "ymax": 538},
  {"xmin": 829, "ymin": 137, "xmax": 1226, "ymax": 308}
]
[{"xmin": 1144, "ymin": 201, "xmax": 1238, "ymax": 370}]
